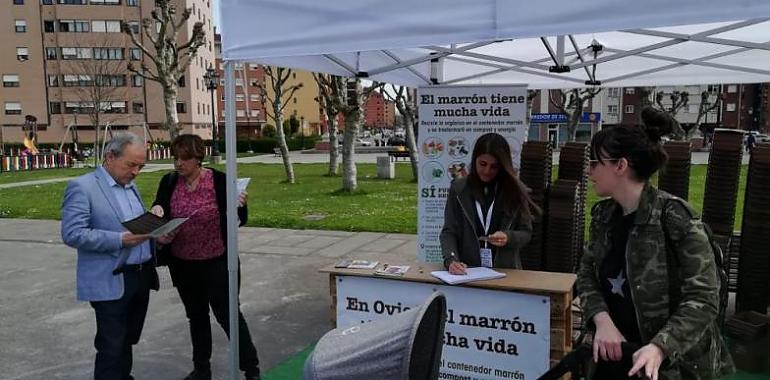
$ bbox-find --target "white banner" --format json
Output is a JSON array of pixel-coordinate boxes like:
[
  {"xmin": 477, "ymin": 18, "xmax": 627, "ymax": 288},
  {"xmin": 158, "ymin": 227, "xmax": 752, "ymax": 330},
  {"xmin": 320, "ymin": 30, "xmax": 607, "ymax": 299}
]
[
  {"xmin": 417, "ymin": 85, "xmax": 528, "ymax": 263},
  {"xmin": 336, "ymin": 276, "xmax": 550, "ymax": 379}
]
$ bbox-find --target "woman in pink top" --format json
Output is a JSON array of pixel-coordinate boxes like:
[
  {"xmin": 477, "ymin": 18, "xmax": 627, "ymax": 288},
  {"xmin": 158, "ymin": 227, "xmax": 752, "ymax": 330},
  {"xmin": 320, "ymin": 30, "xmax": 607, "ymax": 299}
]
[{"xmin": 151, "ymin": 135, "xmax": 260, "ymax": 380}]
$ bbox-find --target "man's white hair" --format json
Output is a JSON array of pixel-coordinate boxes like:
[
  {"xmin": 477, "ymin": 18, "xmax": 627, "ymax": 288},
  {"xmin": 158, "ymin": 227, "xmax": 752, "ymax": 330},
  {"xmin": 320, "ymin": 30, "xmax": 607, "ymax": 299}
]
[{"xmin": 103, "ymin": 132, "xmax": 144, "ymax": 159}]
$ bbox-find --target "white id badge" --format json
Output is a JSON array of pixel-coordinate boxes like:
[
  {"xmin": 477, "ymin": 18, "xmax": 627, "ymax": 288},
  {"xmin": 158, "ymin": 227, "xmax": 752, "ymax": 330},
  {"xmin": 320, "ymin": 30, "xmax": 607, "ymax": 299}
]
[{"xmin": 480, "ymin": 248, "xmax": 493, "ymax": 268}]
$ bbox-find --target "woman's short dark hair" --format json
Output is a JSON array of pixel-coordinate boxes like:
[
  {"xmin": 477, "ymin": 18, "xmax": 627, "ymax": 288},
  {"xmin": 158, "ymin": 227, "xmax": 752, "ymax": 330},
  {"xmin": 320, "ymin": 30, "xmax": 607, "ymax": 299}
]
[
  {"xmin": 467, "ymin": 133, "xmax": 539, "ymax": 220},
  {"xmin": 171, "ymin": 134, "xmax": 205, "ymax": 162},
  {"xmin": 590, "ymin": 106, "xmax": 673, "ymax": 181}
]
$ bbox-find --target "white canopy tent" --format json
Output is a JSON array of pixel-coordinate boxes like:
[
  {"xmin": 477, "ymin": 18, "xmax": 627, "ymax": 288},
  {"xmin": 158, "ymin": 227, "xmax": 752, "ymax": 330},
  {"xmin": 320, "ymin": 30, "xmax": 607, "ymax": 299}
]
[{"xmin": 216, "ymin": 1, "xmax": 770, "ymax": 378}]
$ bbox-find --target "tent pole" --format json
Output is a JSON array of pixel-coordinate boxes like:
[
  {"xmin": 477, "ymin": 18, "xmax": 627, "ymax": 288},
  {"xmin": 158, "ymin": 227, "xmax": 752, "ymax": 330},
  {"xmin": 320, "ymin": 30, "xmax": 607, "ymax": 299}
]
[{"xmin": 224, "ymin": 60, "xmax": 240, "ymax": 380}]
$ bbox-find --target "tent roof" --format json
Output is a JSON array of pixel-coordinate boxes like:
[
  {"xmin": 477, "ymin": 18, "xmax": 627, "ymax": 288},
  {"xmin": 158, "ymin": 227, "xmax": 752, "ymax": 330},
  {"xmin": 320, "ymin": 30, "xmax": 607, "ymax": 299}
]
[{"xmin": 220, "ymin": 0, "xmax": 770, "ymax": 89}]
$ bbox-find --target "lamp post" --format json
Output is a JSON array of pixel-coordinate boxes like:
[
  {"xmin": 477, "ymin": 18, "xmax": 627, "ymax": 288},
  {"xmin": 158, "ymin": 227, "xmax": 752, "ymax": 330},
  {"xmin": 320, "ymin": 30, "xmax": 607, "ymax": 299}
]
[{"xmin": 204, "ymin": 65, "xmax": 221, "ymax": 163}]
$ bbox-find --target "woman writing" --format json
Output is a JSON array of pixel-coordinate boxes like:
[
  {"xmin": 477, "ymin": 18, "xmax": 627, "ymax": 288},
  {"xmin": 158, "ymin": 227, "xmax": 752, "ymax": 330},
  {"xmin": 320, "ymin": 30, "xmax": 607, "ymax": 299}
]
[
  {"xmin": 576, "ymin": 108, "xmax": 733, "ymax": 379},
  {"xmin": 151, "ymin": 135, "xmax": 261, "ymax": 380},
  {"xmin": 440, "ymin": 132, "xmax": 538, "ymax": 274}
]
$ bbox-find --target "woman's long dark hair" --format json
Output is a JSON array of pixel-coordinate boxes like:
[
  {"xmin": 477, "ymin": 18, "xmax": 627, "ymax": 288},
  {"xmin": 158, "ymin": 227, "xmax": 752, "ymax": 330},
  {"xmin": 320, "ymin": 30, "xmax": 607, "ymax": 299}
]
[{"xmin": 467, "ymin": 133, "xmax": 539, "ymax": 220}]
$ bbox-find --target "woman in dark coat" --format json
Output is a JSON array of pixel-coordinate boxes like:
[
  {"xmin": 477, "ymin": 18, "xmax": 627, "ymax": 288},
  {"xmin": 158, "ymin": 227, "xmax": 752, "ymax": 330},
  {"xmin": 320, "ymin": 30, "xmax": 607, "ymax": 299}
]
[
  {"xmin": 440, "ymin": 132, "xmax": 538, "ymax": 274},
  {"xmin": 151, "ymin": 134, "xmax": 260, "ymax": 380}
]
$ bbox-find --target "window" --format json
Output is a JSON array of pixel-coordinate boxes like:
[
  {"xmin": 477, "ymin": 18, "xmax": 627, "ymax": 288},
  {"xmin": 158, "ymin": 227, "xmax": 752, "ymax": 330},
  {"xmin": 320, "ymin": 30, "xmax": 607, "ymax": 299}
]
[
  {"xmin": 59, "ymin": 20, "xmax": 90, "ymax": 32},
  {"xmin": 236, "ymin": 109, "xmax": 245, "ymax": 117},
  {"xmin": 176, "ymin": 102, "xmax": 187, "ymax": 113},
  {"xmin": 249, "ymin": 63, "xmax": 259, "ymax": 71},
  {"xmin": 197, "ymin": 103, "xmax": 200, "ymax": 114},
  {"xmin": 250, "ymin": 110, "xmax": 260, "ymax": 117},
  {"xmin": 624, "ymin": 88, "xmax": 635, "ymax": 95},
  {"xmin": 607, "ymin": 88, "xmax": 619, "ymax": 97},
  {"xmin": 250, "ymin": 79, "xmax": 260, "ymax": 87},
  {"xmin": 47, "ymin": 75, "xmax": 59, "ymax": 87},
  {"xmin": 96, "ymin": 75, "xmax": 125, "ymax": 87},
  {"xmin": 45, "ymin": 47, "xmax": 58, "ymax": 60},
  {"xmin": 707, "ymin": 84, "xmax": 720, "ymax": 93},
  {"xmin": 90, "ymin": 0, "xmax": 120, "ymax": 4},
  {"xmin": 15, "ymin": 20, "xmax": 27, "ymax": 33},
  {"xmin": 44, "ymin": 21, "xmax": 55, "ymax": 32},
  {"xmin": 14, "ymin": 0, "xmax": 24, "ymax": 4},
  {"xmin": 127, "ymin": 22, "xmax": 140, "ymax": 34},
  {"xmin": 131, "ymin": 75, "xmax": 143, "ymax": 87},
  {"xmin": 94, "ymin": 47, "xmax": 123, "ymax": 60},
  {"xmin": 293, "ymin": 98, "xmax": 297, "ymax": 104},
  {"xmin": 195, "ymin": 78, "xmax": 199, "ymax": 90},
  {"xmin": 126, "ymin": 0, "xmax": 137, "ymax": 5},
  {"xmin": 624, "ymin": 105, "xmax": 635, "ymax": 114},
  {"xmin": 42, "ymin": 0, "xmax": 53, "ymax": 4},
  {"xmin": 235, "ymin": 94, "xmax": 244, "ymax": 102},
  {"xmin": 607, "ymin": 105, "xmax": 619, "ymax": 114},
  {"xmin": 727, "ymin": 85, "xmax": 737, "ymax": 93},
  {"xmin": 235, "ymin": 78, "xmax": 244, "ymax": 87},
  {"xmin": 129, "ymin": 48, "xmax": 141, "ymax": 61},
  {"xmin": 132, "ymin": 102, "xmax": 144, "ymax": 113},
  {"xmin": 250, "ymin": 94, "xmax": 260, "ymax": 102},
  {"xmin": 177, "ymin": 75, "xmax": 185, "ymax": 87},
  {"xmin": 64, "ymin": 101, "xmax": 92, "ymax": 114},
  {"xmin": 3, "ymin": 75, "xmax": 20, "ymax": 87},
  {"xmin": 16, "ymin": 47, "xmax": 29, "ymax": 61},
  {"xmin": 58, "ymin": 0, "xmax": 87, "ymax": 4},
  {"xmin": 63, "ymin": 74, "xmax": 93, "ymax": 86},
  {"xmin": 91, "ymin": 20, "xmax": 121, "ymax": 33},
  {"xmin": 61, "ymin": 47, "xmax": 92, "ymax": 60},
  {"xmin": 292, "ymin": 72, "xmax": 296, "ymax": 79},
  {"xmin": 49, "ymin": 102, "xmax": 61, "ymax": 114},
  {"xmin": 726, "ymin": 103, "xmax": 736, "ymax": 112},
  {"xmin": 5, "ymin": 102, "xmax": 22, "ymax": 115},
  {"xmin": 102, "ymin": 101, "xmax": 126, "ymax": 113},
  {"xmin": 234, "ymin": 63, "xmax": 243, "ymax": 70}
]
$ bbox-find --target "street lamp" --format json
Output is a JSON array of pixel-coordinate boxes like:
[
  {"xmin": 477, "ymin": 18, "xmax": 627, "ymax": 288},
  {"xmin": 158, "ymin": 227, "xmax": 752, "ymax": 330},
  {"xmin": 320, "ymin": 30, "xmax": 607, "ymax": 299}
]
[{"xmin": 203, "ymin": 65, "xmax": 221, "ymax": 162}]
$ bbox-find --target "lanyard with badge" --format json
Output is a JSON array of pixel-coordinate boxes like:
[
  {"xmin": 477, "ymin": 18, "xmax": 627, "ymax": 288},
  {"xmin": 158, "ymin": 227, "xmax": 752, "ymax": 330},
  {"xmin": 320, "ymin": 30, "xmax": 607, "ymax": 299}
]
[{"xmin": 475, "ymin": 200, "xmax": 494, "ymax": 268}]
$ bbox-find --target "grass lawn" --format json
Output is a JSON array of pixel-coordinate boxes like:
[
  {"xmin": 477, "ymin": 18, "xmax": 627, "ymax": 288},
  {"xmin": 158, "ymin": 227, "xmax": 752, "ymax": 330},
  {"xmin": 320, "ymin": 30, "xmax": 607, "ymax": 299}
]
[
  {"xmin": 0, "ymin": 167, "xmax": 91, "ymax": 185},
  {"xmin": 0, "ymin": 163, "xmax": 749, "ymax": 234}
]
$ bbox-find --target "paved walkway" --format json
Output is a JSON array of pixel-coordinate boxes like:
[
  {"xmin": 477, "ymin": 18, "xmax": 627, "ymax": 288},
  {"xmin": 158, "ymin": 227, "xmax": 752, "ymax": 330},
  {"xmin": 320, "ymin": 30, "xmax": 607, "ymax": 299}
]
[{"xmin": 0, "ymin": 218, "xmax": 416, "ymax": 380}]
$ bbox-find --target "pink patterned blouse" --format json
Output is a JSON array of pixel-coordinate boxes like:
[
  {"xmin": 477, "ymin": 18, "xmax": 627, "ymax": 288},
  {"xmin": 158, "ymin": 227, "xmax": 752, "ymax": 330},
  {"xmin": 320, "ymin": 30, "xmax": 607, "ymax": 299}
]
[{"xmin": 169, "ymin": 169, "xmax": 225, "ymax": 260}]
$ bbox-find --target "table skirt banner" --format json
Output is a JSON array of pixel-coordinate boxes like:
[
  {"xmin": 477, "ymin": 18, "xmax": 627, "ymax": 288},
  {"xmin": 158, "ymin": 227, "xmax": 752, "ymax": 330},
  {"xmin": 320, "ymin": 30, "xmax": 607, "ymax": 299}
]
[{"xmin": 336, "ymin": 275, "xmax": 550, "ymax": 379}]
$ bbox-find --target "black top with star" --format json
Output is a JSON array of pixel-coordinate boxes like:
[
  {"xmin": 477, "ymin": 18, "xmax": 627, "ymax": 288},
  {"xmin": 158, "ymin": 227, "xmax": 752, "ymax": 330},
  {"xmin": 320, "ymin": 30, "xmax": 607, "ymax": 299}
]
[{"xmin": 598, "ymin": 209, "xmax": 642, "ymax": 344}]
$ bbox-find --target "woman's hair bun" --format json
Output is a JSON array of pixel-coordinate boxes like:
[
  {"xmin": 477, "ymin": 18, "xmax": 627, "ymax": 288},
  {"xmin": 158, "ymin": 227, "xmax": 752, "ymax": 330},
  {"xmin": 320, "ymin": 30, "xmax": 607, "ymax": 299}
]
[{"xmin": 640, "ymin": 106, "xmax": 674, "ymax": 143}]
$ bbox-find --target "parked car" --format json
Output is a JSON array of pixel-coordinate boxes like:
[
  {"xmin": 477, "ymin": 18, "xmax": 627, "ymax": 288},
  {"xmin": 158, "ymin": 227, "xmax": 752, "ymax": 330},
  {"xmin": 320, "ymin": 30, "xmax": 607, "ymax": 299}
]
[
  {"xmin": 387, "ymin": 137, "xmax": 406, "ymax": 147},
  {"xmin": 356, "ymin": 138, "xmax": 372, "ymax": 146}
]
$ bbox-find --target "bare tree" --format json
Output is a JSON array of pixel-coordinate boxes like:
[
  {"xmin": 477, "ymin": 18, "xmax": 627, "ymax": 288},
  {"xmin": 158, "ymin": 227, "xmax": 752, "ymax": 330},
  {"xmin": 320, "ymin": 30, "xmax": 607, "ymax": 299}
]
[
  {"xmin": 122, "ymin": 0, "xmax": 205, "ymax": 141},
  {"xmin": 263, "ymin": 66, "xmax": 302, "ymax": 183},
  {"xmin": 654, "ymin": 91, "xmax": 689, "ymax": 140},
  {"xmin": 549, "ymin": 88, "xmax": 601, "ymax": 142},
  {"xmin": 525, "ymin": 89, "xmax": 538, "ymax": 125},
  {"xmin": 313, "ymin": 73, "xmax": 344, "ymax": 176},
  {"xmin": 690, "ymin": 90, "xmax": 724, "ymax": 139},
  {"xmin": 382, "ymin": 85, "xmax": 418, "ymax": 181},
  {"xmin": 335, "ymin": 78, "xmax": 381, "ymax": 192},
  {"xmin": 67, "ymin": 36, "xmax": 136, "ymax": 164}
]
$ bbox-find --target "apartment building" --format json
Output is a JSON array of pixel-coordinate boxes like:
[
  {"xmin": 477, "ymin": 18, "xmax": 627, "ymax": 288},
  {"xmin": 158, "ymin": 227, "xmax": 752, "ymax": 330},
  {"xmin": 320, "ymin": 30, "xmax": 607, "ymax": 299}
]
[
  {"xmin": 363, "ymin": 91, "xmax": 395, "ymax": 130},
  {"xmin": 0, "ymin": 0, "xmax": 215, "ymax": 145}
]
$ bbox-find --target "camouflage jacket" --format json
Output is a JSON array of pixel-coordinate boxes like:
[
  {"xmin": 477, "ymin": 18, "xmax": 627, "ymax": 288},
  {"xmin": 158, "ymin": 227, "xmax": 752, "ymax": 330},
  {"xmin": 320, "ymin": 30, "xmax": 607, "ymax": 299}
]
[{"xmin": 576, "ymin": 184, "xmax": 734, "ymax": 379}]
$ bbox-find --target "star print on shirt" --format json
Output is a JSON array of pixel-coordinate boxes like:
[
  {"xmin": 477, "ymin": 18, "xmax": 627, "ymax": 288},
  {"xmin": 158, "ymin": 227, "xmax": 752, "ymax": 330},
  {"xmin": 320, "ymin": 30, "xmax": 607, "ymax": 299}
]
[{"xmin": 608, "ymin": 271, "xmax": 626, "ymax": 297}]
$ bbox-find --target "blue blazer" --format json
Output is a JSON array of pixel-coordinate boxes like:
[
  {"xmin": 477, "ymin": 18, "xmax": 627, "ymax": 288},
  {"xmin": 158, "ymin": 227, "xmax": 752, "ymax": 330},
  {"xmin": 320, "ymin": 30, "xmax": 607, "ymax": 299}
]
[{"xmin": 61, "ymin": 169, "xmax": 158, "ymax": 301}]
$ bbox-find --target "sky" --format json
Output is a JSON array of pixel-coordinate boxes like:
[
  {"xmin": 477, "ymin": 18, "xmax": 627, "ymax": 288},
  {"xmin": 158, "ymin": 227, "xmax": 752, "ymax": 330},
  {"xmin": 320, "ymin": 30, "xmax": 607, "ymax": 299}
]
[{"xmin": 212, "ymin": 0, "xmax": 221, "ymax": 31}]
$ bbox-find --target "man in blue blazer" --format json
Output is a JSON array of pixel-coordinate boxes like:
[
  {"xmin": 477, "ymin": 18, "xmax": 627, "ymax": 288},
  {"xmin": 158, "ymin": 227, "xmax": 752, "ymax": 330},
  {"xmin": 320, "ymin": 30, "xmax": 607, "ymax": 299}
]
[{"xmin": 61, "ymin": 132, "xmax": 159, "ymax": 380}]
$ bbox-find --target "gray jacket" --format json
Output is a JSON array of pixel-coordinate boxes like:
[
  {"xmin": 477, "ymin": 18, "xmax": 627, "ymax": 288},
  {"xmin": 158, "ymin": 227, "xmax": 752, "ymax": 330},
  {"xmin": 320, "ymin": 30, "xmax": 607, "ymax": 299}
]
[{"xmin": 440, "ymin": 177, "xmax": 532, "ymax": 269}]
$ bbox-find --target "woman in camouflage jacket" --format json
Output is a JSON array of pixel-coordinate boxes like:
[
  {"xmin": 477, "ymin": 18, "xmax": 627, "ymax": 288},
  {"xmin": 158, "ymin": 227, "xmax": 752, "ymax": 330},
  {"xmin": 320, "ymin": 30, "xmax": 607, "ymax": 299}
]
[{"xmin": 576, "ymin": 108, "xmax": 733, "ymax": 380}]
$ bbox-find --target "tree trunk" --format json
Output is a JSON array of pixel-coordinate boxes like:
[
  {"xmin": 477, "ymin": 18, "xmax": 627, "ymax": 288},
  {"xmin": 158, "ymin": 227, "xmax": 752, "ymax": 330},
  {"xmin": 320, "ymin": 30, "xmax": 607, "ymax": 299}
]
[
  {"xmin": 403, "ymin": 113, "xmax": 418, "ymax": 181},
  {"xmin": 341, "ymin": 109, "xmax": 359, "ymax": 192},
  {"xmin": 163, "ymin": 85, "xmax": 180, "ymax": 141},
  {"xmin": 567, "ymin": 109, "xmax": 581, "ymax": 142},
  {"xmin": 273, "ymin": 100, "xmax": 295, "ymax": 183},
  {"xmin": 327, "ymin": 118, "xmax": 340, "ymax": 176}
]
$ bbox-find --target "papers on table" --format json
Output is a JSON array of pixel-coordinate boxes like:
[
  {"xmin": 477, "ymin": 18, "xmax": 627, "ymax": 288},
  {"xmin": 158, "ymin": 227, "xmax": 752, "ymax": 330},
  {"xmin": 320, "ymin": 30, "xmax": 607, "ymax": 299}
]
[
  {"xmin": 237, "ymin": 178, "xmax": 251, "ymax": 194},
  {"xmin": 121, "ymin": 212, "xmax": 188, "ymax": 238},
  {"xmin": 430, "ymin": 267, "xmax": 506, "ymax": 285}
]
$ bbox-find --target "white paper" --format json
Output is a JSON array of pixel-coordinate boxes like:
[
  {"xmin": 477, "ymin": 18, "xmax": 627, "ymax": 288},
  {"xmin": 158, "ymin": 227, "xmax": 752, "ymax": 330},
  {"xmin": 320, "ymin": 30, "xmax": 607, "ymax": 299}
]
[
  {"xmin": 148, "ymin": 217, "xmax": 188, "ymax": 237},
  {"xmin": 430, "ymin": 267, "xmax": 506, "ymax": 285},
  {"xmin": 237, "ymin": 178, "xmax": 251, "ymax": 194}
]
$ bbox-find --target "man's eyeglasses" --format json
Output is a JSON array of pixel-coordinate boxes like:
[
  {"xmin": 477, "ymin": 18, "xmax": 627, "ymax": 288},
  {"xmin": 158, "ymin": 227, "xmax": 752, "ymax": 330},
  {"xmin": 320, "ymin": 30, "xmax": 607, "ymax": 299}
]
[{"xmin": 588, "ymin": 158, "xmax": 620, "ymax": 169}]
